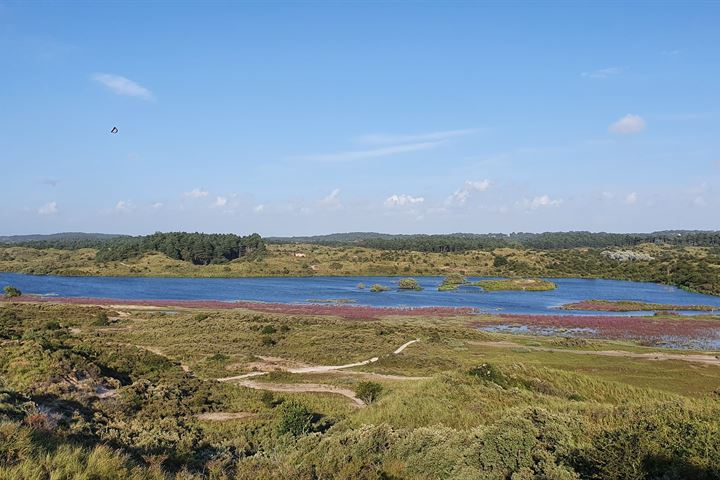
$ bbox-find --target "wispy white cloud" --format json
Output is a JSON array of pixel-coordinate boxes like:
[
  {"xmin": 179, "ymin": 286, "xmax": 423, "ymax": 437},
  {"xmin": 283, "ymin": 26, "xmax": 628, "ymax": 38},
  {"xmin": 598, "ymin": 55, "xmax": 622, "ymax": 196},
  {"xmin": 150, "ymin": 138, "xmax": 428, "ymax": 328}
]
[
  {"xmin": 114, "ymin": 201, "xmax": 132, "ymax": 213},
  {"xmin": 213, "ymin": 196, "xmax": 227, "ymax": 207},
  {"xmin": 38, "ymin": 201, "xmax": 58, "ymax": 215},
  {"xmin": 151, "ymin": 202, "xmax": 164, "ymax": 209},
  {"xmin": 92, "ymin": 73, "xmax": 154, "ymax": 101},
  {"xmin": 253, "ymin": 204, "xmax": 265, "ymax": 213},
  {"xmin": 184, "ymin": 187, "xmax": 209, "ymax": 199},
  {"xmin": 358, "ymin": 128, "xmax": 482, "ymax": 145},
  {"xmin": 320, "ymin": 188, "xmax": 341, "ymax": 207},
  {"xmin": 625, "ymin": 192, "xmax": 638, "ymax": 205},
  {"xmin": 581, "ymin": 67, "xmax": 623, "ymax": 79},
  {"xmin": 609, "ymin": 114, "xmax": 646, "ymax": 134},
  {"xmin": 661, "ymin": 49, "xmax": 681, "ymax": 56},
  {"xmin": 518, "ymin": 195, "xmax": 562, "ymax": 210},
  {"xmin": 445, "ymin": 180, "xmax": 491, "ymax": 207},
  {"xmin": 294, "ymin": 141, "xmax": 443, "ymax": 162},
  {"xmin": 384, "ymin": 194, "xmax": 424, "ymax": 208}
]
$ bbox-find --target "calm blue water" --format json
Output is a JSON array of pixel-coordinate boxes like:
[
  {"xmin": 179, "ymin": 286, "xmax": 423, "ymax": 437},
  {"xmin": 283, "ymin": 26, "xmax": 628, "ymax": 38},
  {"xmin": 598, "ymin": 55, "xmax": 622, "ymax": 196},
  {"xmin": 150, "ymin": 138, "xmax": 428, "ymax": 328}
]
[{"xmin": 2, "ymin": 272, "xmax": 720, "ymax": 316}]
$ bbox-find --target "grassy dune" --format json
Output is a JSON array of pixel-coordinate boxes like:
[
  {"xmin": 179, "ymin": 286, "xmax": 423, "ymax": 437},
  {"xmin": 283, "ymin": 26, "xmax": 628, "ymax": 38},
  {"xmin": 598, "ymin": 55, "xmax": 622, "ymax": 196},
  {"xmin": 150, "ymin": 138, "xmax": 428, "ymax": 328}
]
[{"xmin": 1, "ymin": 302, "xmax": 719, "ymax": 478}]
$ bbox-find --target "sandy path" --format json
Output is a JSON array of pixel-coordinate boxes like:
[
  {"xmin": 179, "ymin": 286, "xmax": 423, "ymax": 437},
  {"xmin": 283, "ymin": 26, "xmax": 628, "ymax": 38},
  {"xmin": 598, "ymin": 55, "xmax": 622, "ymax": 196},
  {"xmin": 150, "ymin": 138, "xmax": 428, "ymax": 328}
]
[
  {"xmin": 237, "ymin": 380, "xmax": 365, "ymax": 407},
  {"xmin": 394, "ymin": 339, "xmax": 419, "ymax": 354},
  {"xmin": 287, "ymin": 356, "xmax": 380, "ymax": 373},
  {"xmin": 195, "ymin": 412, "xmax": 258, "ymax": 421},
  {"xmin": 469, "ymin": 340, "xmax": 720, "ymax": 366},
  {"xmin": 219, "ymin": 339, "xmax": 421, "ymax": 382},
  {"xmin": 217, "ymin": 371, "xmax": 268, "ymax": 381}
]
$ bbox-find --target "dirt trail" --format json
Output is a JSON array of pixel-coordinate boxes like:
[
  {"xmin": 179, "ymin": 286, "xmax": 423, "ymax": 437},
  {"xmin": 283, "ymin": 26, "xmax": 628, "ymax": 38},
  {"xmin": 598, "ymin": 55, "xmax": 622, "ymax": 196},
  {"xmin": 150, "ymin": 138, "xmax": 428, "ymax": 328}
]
[
  {"xmin": 218, "ymin": 339, "xmax": 421, "ymax": 382},
  {"xmin": 237, "ymin": 380, "xmax": 365, "ymax": 407},
  {"xmin": 394, "ymin": 339, "xmax": 419, "ymax": 354},
  {"xmin": 195, "ymin": 412, "xmax": 258, "ymax": 421},
  {"xmin": 469, "ymin": 340, "xmax": 720, "ymax": 366}
]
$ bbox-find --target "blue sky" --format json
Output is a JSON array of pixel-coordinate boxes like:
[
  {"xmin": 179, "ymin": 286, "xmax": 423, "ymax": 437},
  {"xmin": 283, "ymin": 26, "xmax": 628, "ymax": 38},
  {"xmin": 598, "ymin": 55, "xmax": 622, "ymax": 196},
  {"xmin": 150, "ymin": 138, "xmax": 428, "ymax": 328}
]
[{"xmin": 2, "ymin": 2, "xmax": 719, "ymax": 236}]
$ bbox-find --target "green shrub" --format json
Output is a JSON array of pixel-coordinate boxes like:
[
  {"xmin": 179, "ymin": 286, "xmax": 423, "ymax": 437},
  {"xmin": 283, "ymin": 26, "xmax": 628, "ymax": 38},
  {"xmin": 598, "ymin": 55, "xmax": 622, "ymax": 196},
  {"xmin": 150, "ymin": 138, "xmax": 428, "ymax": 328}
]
[
  {"xmin": 3, "ymin": 285, "xmax": 21, "ymax": 298},
  {"xmin": 355, "ymin": 381, "xmax": 383, "ymax": 404},
  {"xmin": 260, "ymin": 391, "xmax": 277, "ymax": 408},
  {"xmin": 93, "ymin": 312, "xmax": 110, "ymax": 326},
  {"xmin": 493, "ymin": 255, "xmax": 509, "ymax": 267},
  {"xmin": 438, "ymin": 274, "xmax": 467, "ymax": 291},
  {"xmin": 468, "ymin": 363, "xmax": 512, "ymax": 388},
  {"xmin": 357, "ymin": 283, "xmax": 365, "ymax": 289},
  {"xmin": 277, "ymin": 400, "xmax": 313, "ymax": 436},
  {"xmin": 260, "ymin": 325, "xmax": 277, "ymax": 335},
  {"xmin": 398, "ymin": 278, "xmax": 422, "ymax": 290},
  {"xmin": 369, "ymin": 284, "xmax": 390, "ymax": 292}
]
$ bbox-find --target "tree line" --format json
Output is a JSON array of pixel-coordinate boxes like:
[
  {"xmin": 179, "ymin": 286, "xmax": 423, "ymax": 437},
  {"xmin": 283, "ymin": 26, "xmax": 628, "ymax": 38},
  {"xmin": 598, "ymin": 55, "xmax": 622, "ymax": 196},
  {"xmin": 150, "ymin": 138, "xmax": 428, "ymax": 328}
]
[
  {"xmin": 274, "ymin": 230, "xmax": 720, "ymax": 252},
  {"xmin": 94, "ymin": 232, "xmax": 265, "ymax": 265}
]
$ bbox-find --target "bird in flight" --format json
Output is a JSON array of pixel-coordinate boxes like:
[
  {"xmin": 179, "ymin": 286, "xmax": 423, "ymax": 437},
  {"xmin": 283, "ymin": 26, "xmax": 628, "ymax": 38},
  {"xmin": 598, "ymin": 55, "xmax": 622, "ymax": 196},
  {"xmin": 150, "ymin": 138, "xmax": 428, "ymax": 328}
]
[{"xmin": 111, "ymin": 127, "xmax": 118, "ymax": 134}]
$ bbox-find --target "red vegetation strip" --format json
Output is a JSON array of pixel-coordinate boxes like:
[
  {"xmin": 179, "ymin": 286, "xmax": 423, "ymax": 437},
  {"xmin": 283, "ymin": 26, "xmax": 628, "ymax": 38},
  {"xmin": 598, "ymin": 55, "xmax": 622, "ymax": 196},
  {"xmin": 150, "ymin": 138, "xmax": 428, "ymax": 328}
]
[
  {"xmin": 0, "ymin": 296, "xmax": 474, "ymax": 320},
  {"xmin": 473, "ymin": 313, "xmax": 720, "ymax": 343},
  {"xmin": 562, "ymin": 300, "xmax": 718, "ymax": 312}
]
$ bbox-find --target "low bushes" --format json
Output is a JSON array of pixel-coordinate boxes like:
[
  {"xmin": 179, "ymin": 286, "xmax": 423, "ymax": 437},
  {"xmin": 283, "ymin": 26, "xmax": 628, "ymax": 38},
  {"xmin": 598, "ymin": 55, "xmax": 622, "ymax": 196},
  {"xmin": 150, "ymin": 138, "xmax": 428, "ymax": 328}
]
[{"xmin": 2, "ymin": 286, "xmax": 21, "ymax": 298}]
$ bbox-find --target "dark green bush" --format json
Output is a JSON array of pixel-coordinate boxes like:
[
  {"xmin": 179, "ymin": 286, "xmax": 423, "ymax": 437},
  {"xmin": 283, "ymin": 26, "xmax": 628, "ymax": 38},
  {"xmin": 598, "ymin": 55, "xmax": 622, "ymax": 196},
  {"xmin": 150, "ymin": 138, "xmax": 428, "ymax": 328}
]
[
  {"xmin": 277, "ymin": 400, "xmax": 313, "ymax": 437},
  {"xmin": 3, "ymin": 285, "xmax": 21, "ymax": 298},
  {"xmin": 355, "ymin": 381, "xmax": 383, "ymax": 404}
]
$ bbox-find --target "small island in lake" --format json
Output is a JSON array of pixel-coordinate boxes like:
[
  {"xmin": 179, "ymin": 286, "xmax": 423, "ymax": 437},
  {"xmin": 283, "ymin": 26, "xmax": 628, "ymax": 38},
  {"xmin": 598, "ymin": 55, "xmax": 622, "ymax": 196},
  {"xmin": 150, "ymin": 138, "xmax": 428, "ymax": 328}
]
[
  {"xmin": 470, "ymin": 278, "xmax": 557, "ymax": 291},
  {"xmin": 438, "ymin": 276, "xmax": 556, "ymax": 292}
]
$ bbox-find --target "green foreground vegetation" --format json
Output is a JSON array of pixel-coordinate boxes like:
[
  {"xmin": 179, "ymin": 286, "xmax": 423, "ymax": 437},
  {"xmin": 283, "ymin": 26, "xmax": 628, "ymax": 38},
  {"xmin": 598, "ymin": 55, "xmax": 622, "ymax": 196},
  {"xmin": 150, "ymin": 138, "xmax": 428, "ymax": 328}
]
[
  {"xmin": 1, "ymin": 239, "xmax": 718, "ymax": 295},
  {"xmin": 1, "ymin": 301, "xmax": 719, "ymax": 479}
]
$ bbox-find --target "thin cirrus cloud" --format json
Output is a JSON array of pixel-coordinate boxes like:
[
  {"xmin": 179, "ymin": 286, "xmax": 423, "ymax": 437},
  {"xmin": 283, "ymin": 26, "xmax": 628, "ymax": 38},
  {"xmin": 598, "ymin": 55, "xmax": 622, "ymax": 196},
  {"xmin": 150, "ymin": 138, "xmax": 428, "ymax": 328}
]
[
  {"xmin": 581, "ymin": 67, "xmax": 623, "ymax": 79},
  {"xmin": 609, "ymin": 114, "xmax": 646, "ymax": 134},
  {"xmin": 92, "ymin": 73, "xmax": 154, "ymax": 101},
  {"xmin": 357, "ymin": 128, "xmax": 482, "ymax": 145},
  {"xmin": 293, "ymin": 127, "xmax": 480, "ymax": 162},
  {"xmin": 294, "ymin": 141, "xmax": 443, "ymax": 162},
  {"xmin": 384, "ymin": 194, "xmax": 425, "ymax": 208}
]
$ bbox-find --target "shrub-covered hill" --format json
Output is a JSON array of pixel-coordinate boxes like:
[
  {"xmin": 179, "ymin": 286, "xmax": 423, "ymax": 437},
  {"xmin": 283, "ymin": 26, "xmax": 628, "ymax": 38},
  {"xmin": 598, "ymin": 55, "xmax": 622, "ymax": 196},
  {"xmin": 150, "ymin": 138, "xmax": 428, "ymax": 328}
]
[{"xmin": 1, "ymin": 303, "xmax": 719, "ymax": 479}]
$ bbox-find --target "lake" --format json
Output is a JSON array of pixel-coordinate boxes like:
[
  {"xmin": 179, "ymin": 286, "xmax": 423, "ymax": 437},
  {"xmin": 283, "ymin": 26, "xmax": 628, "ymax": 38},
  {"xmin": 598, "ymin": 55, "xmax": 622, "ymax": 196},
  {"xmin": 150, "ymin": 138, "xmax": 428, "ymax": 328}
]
[{"xmin": 2, "ymin": 272, "xmax": 720, "ymax": 316}]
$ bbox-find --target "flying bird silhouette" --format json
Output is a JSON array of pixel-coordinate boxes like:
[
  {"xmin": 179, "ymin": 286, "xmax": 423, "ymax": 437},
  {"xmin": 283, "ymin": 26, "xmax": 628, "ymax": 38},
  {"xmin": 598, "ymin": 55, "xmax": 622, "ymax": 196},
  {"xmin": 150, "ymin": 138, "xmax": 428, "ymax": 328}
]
[{"xmin": 111, "ymin": 127, "xmax": 118, "ymax": 134}]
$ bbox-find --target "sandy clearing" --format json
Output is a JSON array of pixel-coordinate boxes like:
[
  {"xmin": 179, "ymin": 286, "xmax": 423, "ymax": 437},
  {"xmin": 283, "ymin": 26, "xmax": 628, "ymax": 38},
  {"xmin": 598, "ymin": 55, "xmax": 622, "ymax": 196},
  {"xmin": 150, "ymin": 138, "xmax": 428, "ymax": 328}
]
[
  {"xmin": 195, "ymin": 412, "xmax": 258, "ymax": 421},
  {"xmin": 469, "ymin": 340, "xmax": 720, "ymax": 366},
  {"xmin": 237, "ymin": 380, "xmax": 365, "ymax": 407}
]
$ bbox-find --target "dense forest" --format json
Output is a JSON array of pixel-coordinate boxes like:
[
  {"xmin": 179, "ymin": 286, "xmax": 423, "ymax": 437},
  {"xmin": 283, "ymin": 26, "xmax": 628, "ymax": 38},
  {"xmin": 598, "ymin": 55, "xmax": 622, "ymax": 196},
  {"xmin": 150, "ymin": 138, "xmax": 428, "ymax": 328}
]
[
  {"xmin": 271, "ymin": 230, "xmax": 720, "ymax": 252},
  {"xmin": 0, "ymin": 232, "xmax": 128, "ymax": 250},
  {"xmin": 94, "ymin": 232, "xmax": 266, "ymax": 265}
]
